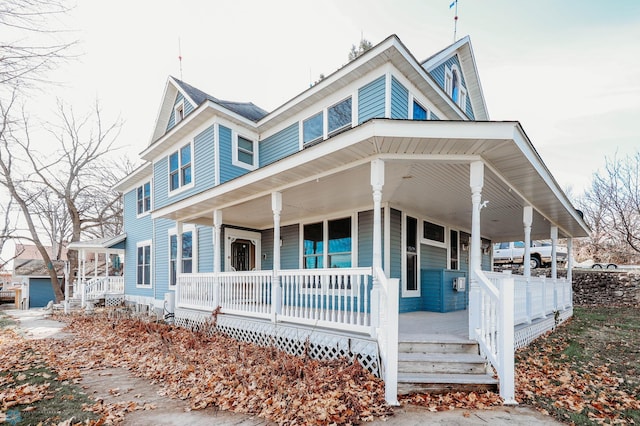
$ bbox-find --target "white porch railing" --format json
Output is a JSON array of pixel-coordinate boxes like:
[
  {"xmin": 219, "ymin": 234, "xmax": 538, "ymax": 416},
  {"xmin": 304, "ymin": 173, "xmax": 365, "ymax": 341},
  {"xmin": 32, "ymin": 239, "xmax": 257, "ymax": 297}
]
[
  {"xmin": 372, "ymin": 266, "xmax": 400, "ymax": 406},
  {"xmin": 84, "ymin": 276, "xmax": 125, "ymax": 301},
  {"xmin": 176, "ymin": 267, "xmax": 374, "ymax": 333},
  {"xmin": 472, "ymin": 270, "xmax": 573, "ymax": 405}
]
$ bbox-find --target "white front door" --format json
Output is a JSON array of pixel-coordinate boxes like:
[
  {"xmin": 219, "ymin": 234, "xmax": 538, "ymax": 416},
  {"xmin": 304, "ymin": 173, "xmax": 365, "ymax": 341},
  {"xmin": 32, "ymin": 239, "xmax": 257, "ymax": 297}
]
[{"xmin": 224, "ymin": 229, "xmax": 261, "ymax": 271}]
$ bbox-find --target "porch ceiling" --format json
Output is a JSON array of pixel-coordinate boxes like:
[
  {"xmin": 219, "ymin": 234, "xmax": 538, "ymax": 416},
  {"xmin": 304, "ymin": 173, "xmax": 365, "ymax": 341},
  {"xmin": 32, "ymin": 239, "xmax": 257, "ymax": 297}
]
[{"xmin": 154, "ymin": 120, "xmax": 589, "ymax": 241}]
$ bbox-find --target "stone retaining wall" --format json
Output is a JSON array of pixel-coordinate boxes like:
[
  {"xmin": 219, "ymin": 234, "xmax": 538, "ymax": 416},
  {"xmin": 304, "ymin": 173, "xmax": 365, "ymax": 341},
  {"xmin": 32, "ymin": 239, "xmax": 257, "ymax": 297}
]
[{"xmin": 494, "ymin": 266, "xmax": 640, "ymax": 306}]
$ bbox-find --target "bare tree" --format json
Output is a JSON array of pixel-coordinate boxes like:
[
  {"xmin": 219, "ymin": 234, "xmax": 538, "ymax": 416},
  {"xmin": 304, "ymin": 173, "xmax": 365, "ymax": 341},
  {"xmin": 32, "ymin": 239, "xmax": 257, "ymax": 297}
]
[
  {"xmin": 580, "ymin": 152, "xmax": 640, "ymax": 264},
  {"xmin": 348, "ymin": 38, "xmax": 373, "ymax": 61},
  {"xmin": 0, "ymin": 198, "xmax": 23, "ymax": 271},
  {"xmin": 0, "ymin": 97, "xmax": 127, "ymax": 302},
  {"xmin": 0, "ymin": 0, "xmax": 77, "ymax": 92}
]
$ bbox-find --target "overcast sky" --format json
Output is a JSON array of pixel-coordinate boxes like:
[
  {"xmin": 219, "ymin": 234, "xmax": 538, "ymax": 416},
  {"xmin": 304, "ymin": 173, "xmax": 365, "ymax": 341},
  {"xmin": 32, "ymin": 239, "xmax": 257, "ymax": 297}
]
[{"xmin": 36, "ymin": 0, "xmax": 640, "ymax": 195}]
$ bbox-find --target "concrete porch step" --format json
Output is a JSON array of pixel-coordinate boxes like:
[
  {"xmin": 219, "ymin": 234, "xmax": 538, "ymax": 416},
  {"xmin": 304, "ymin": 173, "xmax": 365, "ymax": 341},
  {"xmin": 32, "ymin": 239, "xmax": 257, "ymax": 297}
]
[{"xmin": 398, "ymin": 352, "xmax": 488, "ymax": 374}]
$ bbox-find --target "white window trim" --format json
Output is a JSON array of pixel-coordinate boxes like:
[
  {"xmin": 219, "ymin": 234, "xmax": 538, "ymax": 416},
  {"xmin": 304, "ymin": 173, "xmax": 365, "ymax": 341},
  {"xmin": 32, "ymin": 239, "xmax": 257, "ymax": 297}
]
[
  {"xmin": 449, "ymin": 229, "xmax": 460, "ymax": 270},
  {"xmin": 444, "ymin": 66, "xmax": 453, "ymax": 97},
  {"xmin": 174, "ymin": 100, "xmax": 185, "ymax": 124},
  {"xmin": 458, "ymin": 86, "xmax": 467, "ymax": 110},
  {"xmin": 299, "ymin": 92, "xmax": 355, "ymax": 149},
  {"xmin": 135, "ymin": 180, "xmax": 152, "ymax": 218},
  {"xmin": 136, "ymin": 239, "xmax": 152, "ymax": 288},
  {"xmin": 402, "ymin": 213, "xmax": 421, "ymax": 298},
  {"xmin": 232, "ymin": 132, "xmax": 258, "ymax": 170},
  {"xmin": 167, "ymin": 141, "xmax": 195, "ymax": 196},
  {"xmin": 224, "ymin": 228, "xmax": 262, "ymax": 272},
  {"xmin": 168, "ymin": 225, "xmax": 198, "ymax": 289},
  {"xmin": 421, "ymin": 219, "xmax": 448, "ymax": 249}
]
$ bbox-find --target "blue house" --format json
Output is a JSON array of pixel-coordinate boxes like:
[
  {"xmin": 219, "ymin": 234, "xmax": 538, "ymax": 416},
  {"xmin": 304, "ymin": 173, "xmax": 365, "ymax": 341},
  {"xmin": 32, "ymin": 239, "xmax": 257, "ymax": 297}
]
[{"xmin": 95, "ymin": 35, "xmax": 589, "ymax": 404}]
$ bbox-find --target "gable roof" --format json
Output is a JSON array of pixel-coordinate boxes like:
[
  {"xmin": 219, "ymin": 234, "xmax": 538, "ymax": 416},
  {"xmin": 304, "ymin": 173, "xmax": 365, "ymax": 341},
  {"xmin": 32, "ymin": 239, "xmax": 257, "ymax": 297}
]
[
  {"xmin": 148, "ymin": 76, "xmax": 268, "ymax": 145},
  {"xmin": 421, "ymin": 35, "xmax": 489, "ymax": 121}
]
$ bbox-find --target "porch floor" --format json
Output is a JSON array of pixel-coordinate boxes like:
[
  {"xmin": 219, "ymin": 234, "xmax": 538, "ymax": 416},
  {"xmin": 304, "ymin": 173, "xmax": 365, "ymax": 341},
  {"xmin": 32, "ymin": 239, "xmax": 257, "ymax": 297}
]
[{"xmin": 399, "ymin": 309, "xmax": 469, "ymax": 342}]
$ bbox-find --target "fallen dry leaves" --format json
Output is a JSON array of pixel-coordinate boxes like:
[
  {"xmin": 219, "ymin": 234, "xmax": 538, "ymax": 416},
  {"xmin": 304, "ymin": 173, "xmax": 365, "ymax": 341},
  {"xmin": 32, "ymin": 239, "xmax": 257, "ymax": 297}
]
[{"xmin": 3, "ymin": 312, "xmax": 393, "ymax": 425}]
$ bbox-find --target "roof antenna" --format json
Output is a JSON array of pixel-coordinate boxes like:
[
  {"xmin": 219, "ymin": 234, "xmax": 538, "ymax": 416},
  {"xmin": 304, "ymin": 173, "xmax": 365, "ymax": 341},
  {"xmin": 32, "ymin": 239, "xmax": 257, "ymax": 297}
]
[
  {"xmin": 178, "ymin": 37, "xmax": 183, "ymax": 81},
  {"xmin": 449, "ymin": 0, "xmax": 459, "ymax": 42}
]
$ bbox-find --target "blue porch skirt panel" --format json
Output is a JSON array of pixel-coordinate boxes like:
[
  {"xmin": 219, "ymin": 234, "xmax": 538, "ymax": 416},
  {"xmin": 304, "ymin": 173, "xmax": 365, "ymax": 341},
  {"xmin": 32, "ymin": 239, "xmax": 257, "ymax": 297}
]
[{"xmin": 422, "ymin": 269, "xmax": 468, "ymax": 313}]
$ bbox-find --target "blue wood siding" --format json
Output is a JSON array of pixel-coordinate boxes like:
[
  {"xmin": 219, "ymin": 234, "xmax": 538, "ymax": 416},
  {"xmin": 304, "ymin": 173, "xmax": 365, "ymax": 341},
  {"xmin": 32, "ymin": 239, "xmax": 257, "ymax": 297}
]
[
  {"xmin": 421, "ymin": 244, "xmax": 447, "ymax": 269},
  {"xmin": 219, "ymin": 125, "xmax": 251, "ymax": 184},
  {"xmin": 358, "ymin": 210, "xmax": 373, "ymax": 268},
  {"xmin": 153, "ymin": 218, "xmax": 174, "ymax": 297},
  {"xmin": 198, "ymin": 226, "xmax": 213, "ymax": 273},
  {"xmin": 122, "ymin": 189, "xmax": 153, "ymax": 298},
  {"xmin": 260, "ymin": 123, "xmax": 299, "ymax": 167},
  {"xmin": 261, "ymin": 229, "xmax": 274, "ymax": 270},
  {"xmin": 358, "ymin": 75, "xmax": 386, "ymax": 124},
  {"xmin": 421, "ymin": 269, "xmax": 467, "ymax": 312},
  {"xmin": 166, "ymin": 92, "xmax": 196, "ymax": 132},
  {"xmin": 153, "ymin": 125, "xmax": 215, "ymax": 210},
  {"xmin": 280, "ymin": 225, "xmax": 299, "ymax": 269},
  {"xmin": 427, "ymin": 55, "xmax": 475, "ymax": 120},
  {"xmin": 391, "ymin": 77, "xmax": 409, "ymax": 119}
]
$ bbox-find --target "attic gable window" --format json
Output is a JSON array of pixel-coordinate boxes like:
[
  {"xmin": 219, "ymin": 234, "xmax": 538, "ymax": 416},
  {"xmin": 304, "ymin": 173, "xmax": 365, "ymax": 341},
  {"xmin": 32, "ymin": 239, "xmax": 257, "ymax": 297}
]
[
  {"xmin": 232, "ymin": 133, "xmax": 257, "ymax": 170},
  {"xmin": 169, "ymin": 142, "xmax": 193, "ymax": 193},
  {"xmin": 174, "ymin": 101, "xmax": 185, "ymax": 124},
  {"xmin": 445, "ymin": 65, "xmax": 467, "ymax": 111}
]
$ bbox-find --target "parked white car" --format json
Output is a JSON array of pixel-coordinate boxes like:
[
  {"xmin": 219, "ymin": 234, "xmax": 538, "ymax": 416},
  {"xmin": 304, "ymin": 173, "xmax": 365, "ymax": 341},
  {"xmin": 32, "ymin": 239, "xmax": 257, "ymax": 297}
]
[{"xmin": 493, "ymin": 241, "xmax": 568, "ymax": 269}]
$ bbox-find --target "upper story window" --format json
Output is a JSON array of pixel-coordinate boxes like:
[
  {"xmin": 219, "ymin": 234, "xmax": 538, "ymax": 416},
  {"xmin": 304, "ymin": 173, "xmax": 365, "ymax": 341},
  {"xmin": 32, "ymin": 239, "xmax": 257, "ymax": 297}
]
[
  {"xmin": 302, "ymin": 95, "xmax": 354, "ymax": 146},
  {"xmin": 136, "ymin": 181, "xmax": 151, "ymax": 215},
  {"xmin": 169, "ymin": 143, "xmax": 192, "ymax": 192},
  {"xmin": 303, "ymin": 112, "xmax": 323, "ymax": 145},
  {"xmin": 413, "ymin": 101, "xmax": 428, "ymax": 120},
  {"xmin": 174, "ymin": 101, "xmax": 185, "ymax": 124},
  {"xmin": 232, "ymin": 133, "xmax": 258, "ymax": 170},
  {"xmin": 451, "ymin": 70, "xmax": 460, "ymax": 103},
  {"xmin": 328, "ymin": 97, "xmax": 352, "ymax": 135},
  {"xmin": 445, "ymin": 65, "xmax": 468, "ymax": 112}
]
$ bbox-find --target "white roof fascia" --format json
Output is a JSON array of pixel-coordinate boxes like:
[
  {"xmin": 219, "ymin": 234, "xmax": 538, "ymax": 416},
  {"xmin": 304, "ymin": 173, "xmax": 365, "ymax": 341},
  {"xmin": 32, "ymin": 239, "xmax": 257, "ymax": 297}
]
[
  {"xmin": 113, "ymin": 162, "xmax": 153, "ymax": 194},
  {"xmin": 140, "ymin": 99, "xmax": 258, "ymax": 161}
]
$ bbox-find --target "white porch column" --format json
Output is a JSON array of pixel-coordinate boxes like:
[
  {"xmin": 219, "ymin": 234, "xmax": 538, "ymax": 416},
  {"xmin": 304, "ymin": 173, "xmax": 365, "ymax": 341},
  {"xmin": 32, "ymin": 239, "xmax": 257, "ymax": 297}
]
[
  {"xmin": 213, "ymin": 211, "xmax": 222, "ymax": 274},
  {"xmin": 550, "ymin": 226, "xmax": 558, "ymax": 280},
  {"xmin": 94, "ymin": 251, "xmax": 98, "ymax": 278},
  {"xmin": 523, "ymin": 206, "xmax": 533, "ymax": 279},
  {"xmin": 80, "ymin": 249, "xmax": 86, "ymax": 307},
  {"xmin": 370, "ymin": 159, "xmax": 384, "ymax": 333},
  {"xmin": 271, "ymin": 192, "xmax": 282, "ymax": 321},
  {"xmin": 213, "ymin": 210, "xmax": 222, "ymax": 309},
  {"xmin": 567, "ymin": 238, "xmax": 574, "ymax": 307},
  {"xmin": 468, "ymin": 161, "xmax": 484, "ymax": 339}
]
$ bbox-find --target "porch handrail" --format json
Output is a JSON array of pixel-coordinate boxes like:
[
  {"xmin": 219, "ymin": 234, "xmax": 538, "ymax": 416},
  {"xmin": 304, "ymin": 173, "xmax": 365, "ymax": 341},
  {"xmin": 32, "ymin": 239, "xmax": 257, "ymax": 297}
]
[
  {"xmin": 278, "ymin": 267, "xmax": 372, "ymax": 333},
  {"xmin": 372, "ymin": 266, "xmax": 399, "ymax": 406},
  {"xmin": 513, "ymin": 275, "xmax": 573, "ymax": 327},
  {"xmin": 84, "ymin": 276, "xmax": 125, "ymax": 301},
  {"xmin": 472, "ymin": 269, "xmax": 516, "ymax": 405}
]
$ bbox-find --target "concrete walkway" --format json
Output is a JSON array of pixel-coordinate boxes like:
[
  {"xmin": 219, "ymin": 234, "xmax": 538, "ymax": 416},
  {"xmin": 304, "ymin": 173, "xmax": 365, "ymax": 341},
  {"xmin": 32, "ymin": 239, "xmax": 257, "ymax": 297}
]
[{"xmin": 0, "ymin": 306, "xmax": 562, "ymax": 425}]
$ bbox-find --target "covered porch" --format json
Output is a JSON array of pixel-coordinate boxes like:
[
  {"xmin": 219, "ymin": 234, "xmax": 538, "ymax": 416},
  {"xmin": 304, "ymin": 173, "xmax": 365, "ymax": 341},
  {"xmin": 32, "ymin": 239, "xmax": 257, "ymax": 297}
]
[{"xmin": 154, "ymin": 120, "xmax": 589, "ymax": 404}]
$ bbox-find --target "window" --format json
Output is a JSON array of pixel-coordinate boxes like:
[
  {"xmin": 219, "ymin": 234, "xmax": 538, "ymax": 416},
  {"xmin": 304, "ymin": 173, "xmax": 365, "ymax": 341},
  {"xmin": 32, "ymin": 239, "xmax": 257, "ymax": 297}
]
[
  {"xmin": 303, "ymin": 112, "xmax": 323, "ymax": 145},
  {"xmin": 450, "ymin": 230, "xmax": 459, "ymax": 270},
  {"xmin": 406, "ymin": 216, "xmax": 418, "ymax": 293},
  {"xmin": 169, "ymin": 143, "xmax": 192, "ymax": 192},
  {"xmin": 174, "ymin": 101, "xmax": 185, "ymax": 124},
  {"xmin": 459, "ymin": 87, "xmax": 467, "ymax": 110},
  {"xmin": 170, "ymin": 230, "xmax": 194, "ymax": 287},
  {"xmin": 413, "ymin": 101, "xmax": 427, "ymax": 120},
  {"xmin": 423, "ymin": 220, "xmax": 445, "ymax": 244},
  {"xmin": 233, "ymin": 134, "xmax": 257, "ymax": 169},
  {"xmin": 451, "ymin": 69, "xmax": 460, "ymax": 103},
  {"xmin": 136, "ymin": 182, "xmax": 151, "ymax": 215},
  {"xmin": 136, "ymin": 242, "xmax": 151, "ymax": 286},
  {"xmin": 303, "ymin": 217, "xmax": 352, "ymax": 269},
  {"xmin": 328, "ymin": 97, "xmax": 352, "ymax": 135}
]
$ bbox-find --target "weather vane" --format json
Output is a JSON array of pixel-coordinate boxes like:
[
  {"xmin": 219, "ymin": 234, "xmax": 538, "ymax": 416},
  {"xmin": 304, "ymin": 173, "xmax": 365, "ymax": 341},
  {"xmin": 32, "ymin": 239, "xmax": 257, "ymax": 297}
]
[{"xmin": 449, "ymin": 0, "xmax": 459, "ymax": 42}]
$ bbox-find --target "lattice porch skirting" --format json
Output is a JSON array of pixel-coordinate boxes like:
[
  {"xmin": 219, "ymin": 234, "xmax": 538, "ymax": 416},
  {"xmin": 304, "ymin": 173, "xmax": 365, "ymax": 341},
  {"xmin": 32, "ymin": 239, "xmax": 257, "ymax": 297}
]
[
  {"xmin": 174, "ymin": 308, "xmax": 381, "ymax": 377},
  {"xmin": 514, "ymin": 307, "xmax": 573, "ymax": 349}
]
